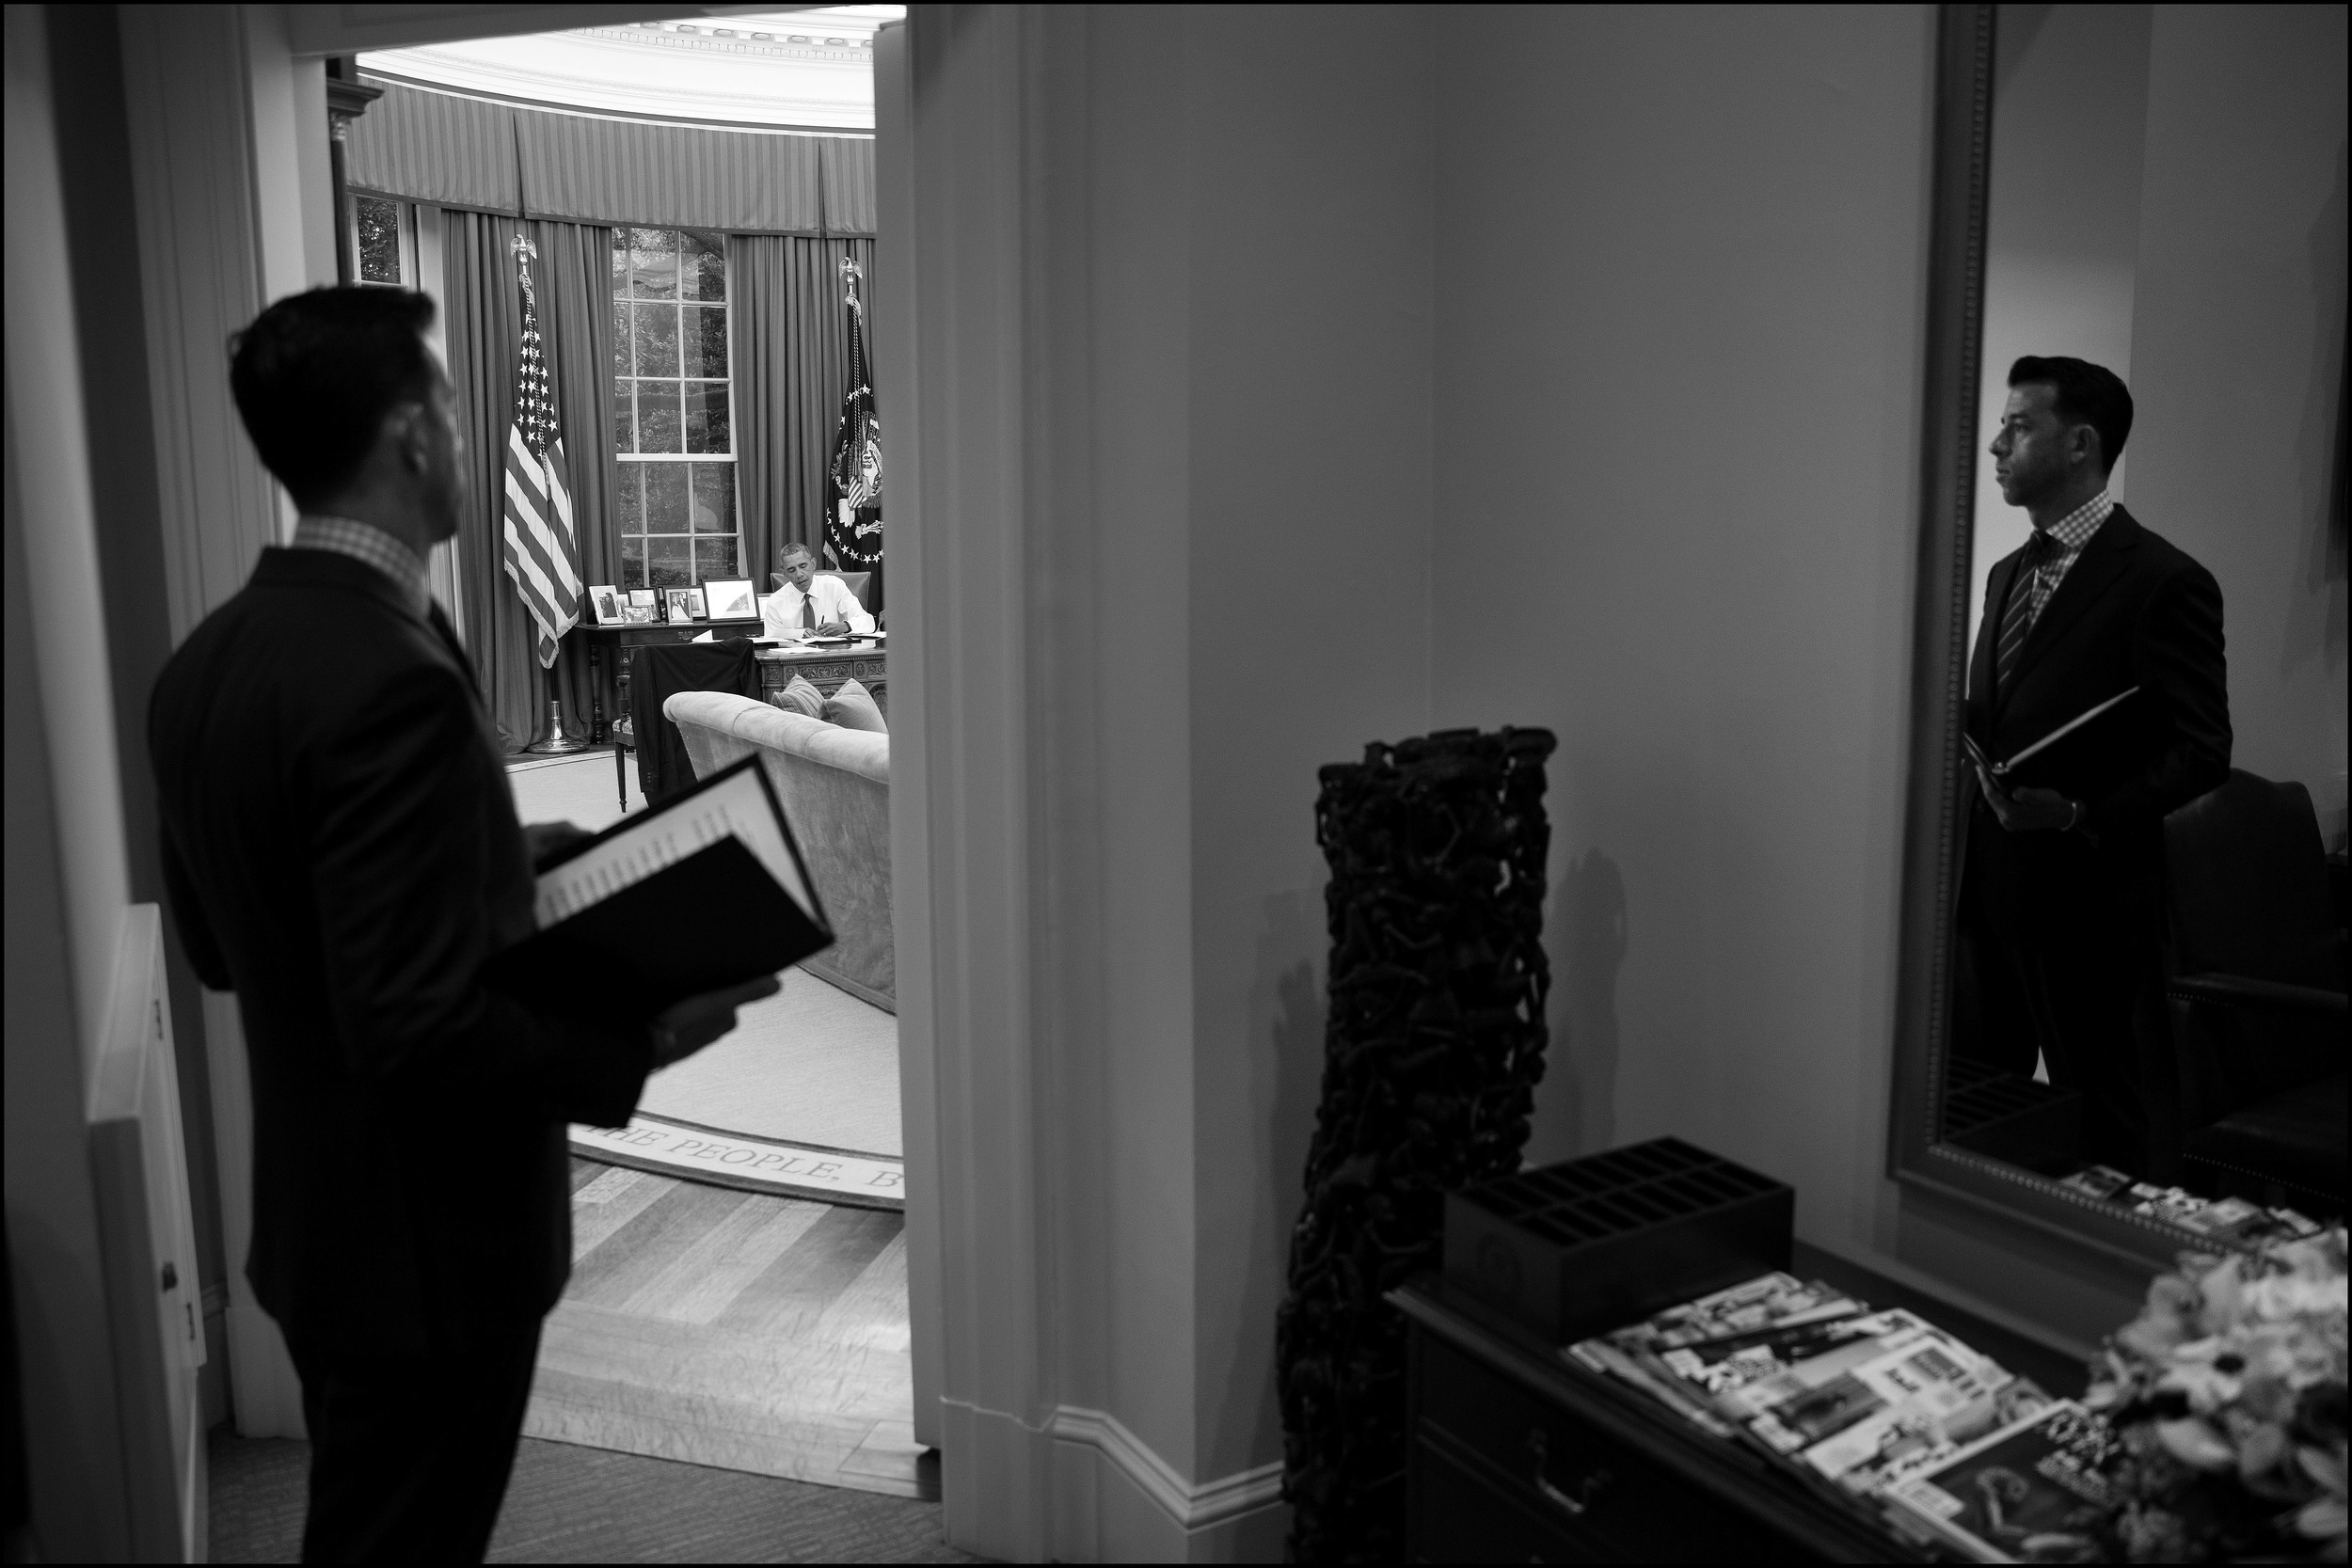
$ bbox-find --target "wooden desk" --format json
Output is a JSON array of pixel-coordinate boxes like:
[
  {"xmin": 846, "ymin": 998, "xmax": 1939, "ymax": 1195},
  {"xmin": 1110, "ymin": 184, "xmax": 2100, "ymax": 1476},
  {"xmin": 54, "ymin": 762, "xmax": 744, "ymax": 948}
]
[
  {"xmin": 578, "ymin": 625, "xmax": 886, "ymax": 741},
  {"xmin": 755, "ymin": 641, "xmax": 888, "ymax": 717}
]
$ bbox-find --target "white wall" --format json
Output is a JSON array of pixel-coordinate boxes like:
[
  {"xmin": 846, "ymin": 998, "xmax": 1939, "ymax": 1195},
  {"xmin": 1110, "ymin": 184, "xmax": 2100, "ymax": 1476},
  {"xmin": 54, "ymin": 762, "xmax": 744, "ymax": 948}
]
[
  {"xmin": 1180, "ymin": 6, "xmax": 1437, "ymax": 1486},
  {"xmin": 5, "ymin": 6, "xmax": 138, "ymax": 1557},
  {"xmin": 1424, "ymin": 5, "xmax": 2159, "ymax": 1352},
  {"xmin": 2125, "ymin": 3, "xmax": 2348, "ymax": 843}
]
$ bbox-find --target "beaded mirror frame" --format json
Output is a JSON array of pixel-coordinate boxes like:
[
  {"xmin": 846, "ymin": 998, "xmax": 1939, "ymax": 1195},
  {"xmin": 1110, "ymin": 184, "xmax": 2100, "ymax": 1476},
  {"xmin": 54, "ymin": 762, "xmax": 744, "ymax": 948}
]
[{"xmin": 1884, "ymin": 3, "xmax": 2228, "ymax": 1269}]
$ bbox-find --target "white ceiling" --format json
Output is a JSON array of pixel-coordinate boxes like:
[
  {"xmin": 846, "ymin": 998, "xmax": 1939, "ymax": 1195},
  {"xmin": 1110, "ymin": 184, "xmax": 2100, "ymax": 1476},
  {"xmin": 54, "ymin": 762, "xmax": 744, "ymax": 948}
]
[{"xmin": 358, "ymin": 6, "xmax": 900, "ymax": 132}]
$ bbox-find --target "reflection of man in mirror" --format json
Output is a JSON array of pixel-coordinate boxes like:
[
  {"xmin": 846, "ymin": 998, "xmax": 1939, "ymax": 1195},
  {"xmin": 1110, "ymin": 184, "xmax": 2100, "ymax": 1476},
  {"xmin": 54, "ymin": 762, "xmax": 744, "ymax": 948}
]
[{"xmin": 1954, "ymin": 356, "xmax": 2231, "ymax": 1176}]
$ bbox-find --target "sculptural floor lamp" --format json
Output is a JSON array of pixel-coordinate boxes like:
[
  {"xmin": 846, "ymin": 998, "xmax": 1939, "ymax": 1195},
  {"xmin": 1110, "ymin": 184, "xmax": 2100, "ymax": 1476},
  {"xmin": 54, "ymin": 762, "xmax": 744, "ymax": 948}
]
[{"xmin": 1277, "ymin": 725, "xmax": 1556, "ymax": 1561}]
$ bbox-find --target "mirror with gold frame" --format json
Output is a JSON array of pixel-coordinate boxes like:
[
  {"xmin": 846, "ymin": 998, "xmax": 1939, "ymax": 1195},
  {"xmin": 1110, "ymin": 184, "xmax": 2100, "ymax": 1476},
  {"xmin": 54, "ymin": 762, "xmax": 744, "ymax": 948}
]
[{"xmin": 1891, "ymin": 4, "xmax": 2346, "ymax": 1265}]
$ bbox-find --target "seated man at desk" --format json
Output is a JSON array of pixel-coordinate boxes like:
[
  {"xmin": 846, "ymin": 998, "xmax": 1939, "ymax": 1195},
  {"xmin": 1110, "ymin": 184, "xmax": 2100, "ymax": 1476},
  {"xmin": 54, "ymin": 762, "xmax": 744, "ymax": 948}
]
[{"xmin": 762, "ymin": 542, "xmax": 875, "ymax": 640}]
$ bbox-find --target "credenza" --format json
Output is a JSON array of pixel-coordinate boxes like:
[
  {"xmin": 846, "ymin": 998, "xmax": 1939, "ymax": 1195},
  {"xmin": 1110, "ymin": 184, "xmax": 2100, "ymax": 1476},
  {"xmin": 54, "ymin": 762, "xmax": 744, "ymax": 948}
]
[{"xmin": 1393, "ymin": 1245, "xmax": 2082, "ymax": 1562}]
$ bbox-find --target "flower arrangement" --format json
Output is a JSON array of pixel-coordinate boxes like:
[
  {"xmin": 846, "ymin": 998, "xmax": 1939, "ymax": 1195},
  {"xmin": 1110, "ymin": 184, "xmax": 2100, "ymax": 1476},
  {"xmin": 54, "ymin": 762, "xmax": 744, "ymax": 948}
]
[{"xmin": 2085, "ymin": 1227, "xmax": 2347, "ymax": 1562}]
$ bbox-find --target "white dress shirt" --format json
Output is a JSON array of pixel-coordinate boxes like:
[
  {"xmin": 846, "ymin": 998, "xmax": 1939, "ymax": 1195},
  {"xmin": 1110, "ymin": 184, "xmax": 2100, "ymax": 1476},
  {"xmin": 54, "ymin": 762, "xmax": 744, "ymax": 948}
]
[{"xmin": 760, "ymin": 573, "xmax": 875, "ymax": 639}]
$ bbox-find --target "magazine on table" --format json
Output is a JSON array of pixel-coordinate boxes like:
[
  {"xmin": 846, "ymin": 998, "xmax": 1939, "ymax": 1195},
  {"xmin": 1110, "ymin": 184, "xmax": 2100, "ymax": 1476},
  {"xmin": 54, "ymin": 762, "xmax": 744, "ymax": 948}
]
[
  {"xmin": 1881, "ymin": 1402, "xmax": 2122, "ymax": 1562},
  {"xmin": 1746, "ymin": 1324, "xmax": 2045, "ymax": 1496},
  {"xmin": 485, "ymin": 757, "xmax": 833, "ymax": 1022},
  {"xmin": 1612, "ymin": 1272, "xmax": 1867, "ymax": 1351},
  {"xmin": 1566, "ymin": 1273, "xmax": 2054, "ymax": 1505}
]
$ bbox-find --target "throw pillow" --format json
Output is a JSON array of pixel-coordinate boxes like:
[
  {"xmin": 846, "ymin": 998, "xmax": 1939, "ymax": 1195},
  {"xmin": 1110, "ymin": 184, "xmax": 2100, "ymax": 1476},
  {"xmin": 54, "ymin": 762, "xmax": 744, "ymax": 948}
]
[
  {"xmin": 775, "ymin": 675, "xmax": 824, "ymax": 720},
  {"xmin": 822, "ymin": 677, "xmax": 888, "ymax": 734}
]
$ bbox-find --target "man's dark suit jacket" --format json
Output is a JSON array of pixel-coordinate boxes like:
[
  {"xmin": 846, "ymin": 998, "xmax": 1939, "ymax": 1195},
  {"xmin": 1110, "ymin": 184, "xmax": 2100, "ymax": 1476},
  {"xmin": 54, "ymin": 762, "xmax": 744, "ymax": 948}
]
[
  {"xmin": 151, "ymin": 547, "xmax": 651, "ymax": 1358},
  {"xmin": 1966, "ymin": 504, "xmax": 2231, "ymax": 860}
]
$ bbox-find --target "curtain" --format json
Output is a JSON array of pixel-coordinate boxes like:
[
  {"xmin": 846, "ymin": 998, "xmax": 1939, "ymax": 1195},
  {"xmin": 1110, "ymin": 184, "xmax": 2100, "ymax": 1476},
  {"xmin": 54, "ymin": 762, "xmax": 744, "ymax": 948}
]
[
  {"xmin": 440, "ymin": 210, "xmax": 618, "ymax": 749},
  {"xmin": 730, "ymin": 235, "xmax": 877, "ymax": 588},
  {"xmin": 350, "ymin": 81, "xmax": 875, "ymax": 235}
]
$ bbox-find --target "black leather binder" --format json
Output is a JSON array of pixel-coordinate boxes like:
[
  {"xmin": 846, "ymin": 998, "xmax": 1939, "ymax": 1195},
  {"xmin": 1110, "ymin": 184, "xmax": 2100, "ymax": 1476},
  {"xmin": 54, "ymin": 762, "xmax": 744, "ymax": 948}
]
[{"xmin": 485, "ymin": 757, "xmax": 834, "ymax": 1021}]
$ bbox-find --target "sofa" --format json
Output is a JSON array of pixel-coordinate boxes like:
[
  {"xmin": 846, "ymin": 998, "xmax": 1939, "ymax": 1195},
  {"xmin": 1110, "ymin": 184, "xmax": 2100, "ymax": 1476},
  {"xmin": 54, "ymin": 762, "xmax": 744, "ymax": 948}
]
[{"xmin": 662, "ymin": 690, "xmax": 894, "ymax": 1011}]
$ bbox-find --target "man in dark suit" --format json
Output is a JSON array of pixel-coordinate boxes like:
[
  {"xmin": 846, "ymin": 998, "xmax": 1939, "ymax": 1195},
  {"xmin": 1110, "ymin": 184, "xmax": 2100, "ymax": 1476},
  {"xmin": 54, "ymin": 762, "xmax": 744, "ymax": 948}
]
[
  {"xmin": 1956, "ymin": 356, "xmax": 2231, "ymax": 1176},
  {"xmin": 150, "ymin": 289, "xmax": 774, "ymax": 1561}
]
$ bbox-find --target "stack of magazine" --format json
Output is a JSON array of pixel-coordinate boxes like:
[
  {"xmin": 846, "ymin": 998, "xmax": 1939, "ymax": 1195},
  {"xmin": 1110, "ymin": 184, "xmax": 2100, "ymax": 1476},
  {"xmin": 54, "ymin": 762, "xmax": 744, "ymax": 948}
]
[{"xmin": 1565, "ymin": 1273, "xmax": 2116, "ymax": 1561}]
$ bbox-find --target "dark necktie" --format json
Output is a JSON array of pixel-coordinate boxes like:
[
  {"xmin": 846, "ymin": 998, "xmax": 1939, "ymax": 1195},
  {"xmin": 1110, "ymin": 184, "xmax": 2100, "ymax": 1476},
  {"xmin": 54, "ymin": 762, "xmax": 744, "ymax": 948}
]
[
  {"xmin": 802, "ymin": 588, "xmax": 816, "ymax": 631},
  {"xmin": 1994, "ymin": 531, "xmax": 2061, "ymax": 693}
]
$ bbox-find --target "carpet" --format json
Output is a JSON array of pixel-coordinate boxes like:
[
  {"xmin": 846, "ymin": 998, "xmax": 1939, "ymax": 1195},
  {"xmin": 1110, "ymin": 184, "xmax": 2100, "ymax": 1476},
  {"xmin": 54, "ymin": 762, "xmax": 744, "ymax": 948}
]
[
  {"xmin": 515, "ymin": 759, "xmax": 906, "ymax": 1202},
  {"xmin": 640, "ymin": 969, "xmax": 902, "ymax": 1159},
  {"xmin": 208, "ymin": 1429, "xmax": 977, "ymax": 1563},
  {"xmin": 506, "ymin": 747, "xmax": 644, "ymax": 833}
]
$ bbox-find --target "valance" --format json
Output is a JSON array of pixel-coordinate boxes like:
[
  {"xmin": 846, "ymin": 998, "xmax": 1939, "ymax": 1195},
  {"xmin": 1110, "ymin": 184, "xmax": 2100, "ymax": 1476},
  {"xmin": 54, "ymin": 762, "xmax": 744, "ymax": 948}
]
[{"xmin": 345, "ymin": 79, "xmax": 877, "ymax": 236}]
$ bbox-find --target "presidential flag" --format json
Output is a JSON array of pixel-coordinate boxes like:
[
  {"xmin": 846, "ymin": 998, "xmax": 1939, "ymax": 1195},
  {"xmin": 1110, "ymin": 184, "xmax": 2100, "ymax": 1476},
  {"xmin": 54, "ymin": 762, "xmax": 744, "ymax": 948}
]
[
  {"xmin": 823, "ymin": 257, "xmax": 882, "ymax": 600},
  {"xmin": 503, "ymin": 234, "xmax": 583, "ymax": 668}
]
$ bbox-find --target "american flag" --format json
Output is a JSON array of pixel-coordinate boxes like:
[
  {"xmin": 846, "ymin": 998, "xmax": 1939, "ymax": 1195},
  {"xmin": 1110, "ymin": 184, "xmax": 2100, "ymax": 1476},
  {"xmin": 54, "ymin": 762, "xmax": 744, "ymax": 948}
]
[
  {"xmin": 502, "ymin": 235, "xmax": 582, "ymax": 668},
  {"xmin": 824, "ymin": 257, "xmax": 882, "ymax": 574}
]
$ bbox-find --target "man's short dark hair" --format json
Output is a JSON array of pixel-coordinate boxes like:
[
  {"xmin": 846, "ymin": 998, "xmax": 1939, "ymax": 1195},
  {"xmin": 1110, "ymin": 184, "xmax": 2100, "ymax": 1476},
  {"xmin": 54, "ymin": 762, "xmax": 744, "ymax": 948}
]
[
  {"xmin": 780, "ymin": 542, "xmax": 814, "ymax": 562},
  {"xmin": 229, "ymin": 288, "xmax": 439, "ymax": 507},
  {"xmin": 2009, "ymin": 356, "xmax": 2134, "ymax": 472}
]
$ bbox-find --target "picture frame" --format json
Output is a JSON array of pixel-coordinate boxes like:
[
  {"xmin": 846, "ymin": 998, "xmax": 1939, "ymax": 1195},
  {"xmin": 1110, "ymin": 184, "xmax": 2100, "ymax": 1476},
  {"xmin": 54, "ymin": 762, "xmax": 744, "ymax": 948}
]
[
  {"xmin": 588, "ymin": 585, "xmax": 625, "ymax": 626},
  {"xmin": 703, "ymin": 578, "xmax": 758, "ymax": 621},
  {"xmin": 622, "ymin": 603, "xmax": 656, "ymax": 625},
  {"xmin": 687, "ymin": 587, "xmax": 707, "ymax": 620},
  {"xmin": 664, "ymin": 588, "xmax": 698, "ymax": 624},
  {"xmin": 628, "ymin": 588, "xmax": 657, "ymax": 607}
]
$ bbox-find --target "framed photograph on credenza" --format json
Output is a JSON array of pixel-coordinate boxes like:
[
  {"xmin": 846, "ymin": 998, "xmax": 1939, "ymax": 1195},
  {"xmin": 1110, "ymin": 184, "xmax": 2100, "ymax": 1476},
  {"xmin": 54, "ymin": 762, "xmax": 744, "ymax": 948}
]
[
  {"xmin": 663, "ymin": 588, "xmax": 698, "ymax": 624},
  {"xmin": 703, "ymin": 578, "xmax": 757, "ymax": 621},
  {"xmin": 588, "ymin": 585, "xmax": 625, "ymax": 626}
]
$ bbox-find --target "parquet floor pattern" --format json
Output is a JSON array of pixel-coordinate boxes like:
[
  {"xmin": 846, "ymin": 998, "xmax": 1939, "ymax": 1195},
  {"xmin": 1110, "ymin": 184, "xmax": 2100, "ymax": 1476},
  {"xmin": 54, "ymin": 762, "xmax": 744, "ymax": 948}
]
[{"xmin": 527, "ymin": 1159, "xmax": 928, "ymax": 1499}]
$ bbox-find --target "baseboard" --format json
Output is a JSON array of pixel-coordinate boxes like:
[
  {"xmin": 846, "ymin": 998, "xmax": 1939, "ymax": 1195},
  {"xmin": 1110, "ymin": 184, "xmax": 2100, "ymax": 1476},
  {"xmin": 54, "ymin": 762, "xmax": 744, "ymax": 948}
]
[{"xmin": 939, "ymin": 1398, "xmax": 1287, "ymax": 1561}]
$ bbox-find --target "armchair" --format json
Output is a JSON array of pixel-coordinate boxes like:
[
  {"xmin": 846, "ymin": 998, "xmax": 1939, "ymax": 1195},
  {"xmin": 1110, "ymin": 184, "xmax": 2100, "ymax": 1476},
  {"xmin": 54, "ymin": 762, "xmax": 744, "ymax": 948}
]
[{"xmin": 2161, "ymin": 769, "xmax": 2347, "ymax": 1215}]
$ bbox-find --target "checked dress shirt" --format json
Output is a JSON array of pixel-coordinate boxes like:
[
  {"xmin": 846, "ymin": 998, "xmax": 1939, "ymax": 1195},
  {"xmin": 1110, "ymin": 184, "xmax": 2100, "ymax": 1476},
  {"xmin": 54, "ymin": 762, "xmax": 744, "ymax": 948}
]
[
  {"xmin": 292, "ymin": 514, "xmax": 433, "ymax": 620},
  {"xmin": 1995, "ymin": 488, "xmax": 2112, "ymax": 693}
]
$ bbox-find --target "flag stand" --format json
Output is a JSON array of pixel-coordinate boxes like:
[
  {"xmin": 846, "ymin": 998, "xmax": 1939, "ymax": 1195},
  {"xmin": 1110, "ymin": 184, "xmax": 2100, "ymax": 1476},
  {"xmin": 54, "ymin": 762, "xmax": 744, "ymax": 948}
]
[{"xmin": 525, "ymin": 642, "xmax": 589, "ymax": 754}]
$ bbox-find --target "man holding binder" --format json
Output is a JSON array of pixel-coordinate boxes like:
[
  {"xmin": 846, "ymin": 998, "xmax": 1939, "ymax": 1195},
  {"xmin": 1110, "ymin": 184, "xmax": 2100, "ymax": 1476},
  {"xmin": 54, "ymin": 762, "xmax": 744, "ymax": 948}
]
[
  {"xmin": 150, "ymin": 289, "xmax": 776, "ymax": 1562},
  {"xmin": 1957, "ymin": 356, "xmax": 2231, "ymax": 1176}
]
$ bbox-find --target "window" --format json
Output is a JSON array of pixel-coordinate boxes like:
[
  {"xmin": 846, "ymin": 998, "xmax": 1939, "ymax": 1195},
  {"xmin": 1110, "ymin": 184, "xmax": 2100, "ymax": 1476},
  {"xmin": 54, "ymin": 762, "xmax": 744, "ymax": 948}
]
[
  {"xmin": 612, "ymin": 227, "xmax": 738, "ymax": 589},
  {"xmin": 349, "ymin": 194, "xmax": 414, "ymax": 287}
]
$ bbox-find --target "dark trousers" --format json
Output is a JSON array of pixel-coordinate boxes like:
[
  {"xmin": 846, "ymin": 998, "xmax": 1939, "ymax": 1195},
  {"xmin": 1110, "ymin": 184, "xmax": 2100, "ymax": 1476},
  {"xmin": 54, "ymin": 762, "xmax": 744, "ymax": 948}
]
[
  {"xmin": 286, "ymin": 1317, "xmax": 544, "ymax": 1563},
  {"xmin": 1957, "ymin": 803, "xmax": 2165, "ymax": 1176}
]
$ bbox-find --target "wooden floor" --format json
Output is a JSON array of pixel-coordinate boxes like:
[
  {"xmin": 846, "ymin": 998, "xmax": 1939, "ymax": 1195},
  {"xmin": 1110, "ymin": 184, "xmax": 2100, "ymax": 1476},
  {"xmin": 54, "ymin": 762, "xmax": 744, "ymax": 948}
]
[{"xmin": 529, "ymin": 1159, "xmax": 927, "ymax": 1499}]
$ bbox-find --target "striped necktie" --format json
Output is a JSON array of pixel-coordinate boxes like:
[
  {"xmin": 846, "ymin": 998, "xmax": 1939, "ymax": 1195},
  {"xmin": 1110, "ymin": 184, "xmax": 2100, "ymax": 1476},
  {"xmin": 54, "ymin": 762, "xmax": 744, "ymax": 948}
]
[
  {"xmin": 1994, "ymin": 531, "xmax": 2061, "ymax": 693},
  {"xmin": 802, "ymin": 588, "xmax": 816, "ymax": 631}
]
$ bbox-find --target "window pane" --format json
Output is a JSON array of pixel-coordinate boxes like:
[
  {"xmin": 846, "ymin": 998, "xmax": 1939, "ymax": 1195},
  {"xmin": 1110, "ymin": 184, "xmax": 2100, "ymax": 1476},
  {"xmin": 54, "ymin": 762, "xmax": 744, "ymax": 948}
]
[
  {"xmin": 356, "ymin": 198, "xmax": 403, "ymax": 284},
  {"xmin": 615, "ymin": 459, "xmax": 643, "ymax": 524},
  {"xmin": 680, "ymin": 304, "xmax": 728, "ymax": 380},
  {"xmin": 695, "ymin": 536, "xmax": 739, "ymax": 580},
  {"xmin": 611, "ymin": 229, "xmax": 630, "ymax": 292},
  {"xmin": 684, "ymin": 383, "xmax": 730, "ymax": 454},
  {"xmin": 632, "ymin": 303, "xmax": 678, "ymax": 378},
  {"xmin": 691, "ymin": 464, "xmax": 736, "ymax": 533},
  {"xmin": 628, "ymin": 228, "xmax": 677, "ymax": 299},
  {"xmin": 612, "ymin": 299, "xmax": 630, "ymax": 374},
  {"xmin": 683, "ymin": 230, "xmax": 726, "ymax": 301},
  {"xmin": 636, "ymin": 383, "xmax": 681, "ymax": 452},
  {"xmin": 647, "ymin": 535, "xmax": 691, "ymax": 590},
  {"xmin": 644, "ymin": 463, "xmax": 690, "ymax": 531},
  {"xmin": 612, "ymin": 378, "xmax": 635, "ymax": 453},
  {"xmin": 620, "ymin": 535, "xmax": 644, "ymax": 590}
]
